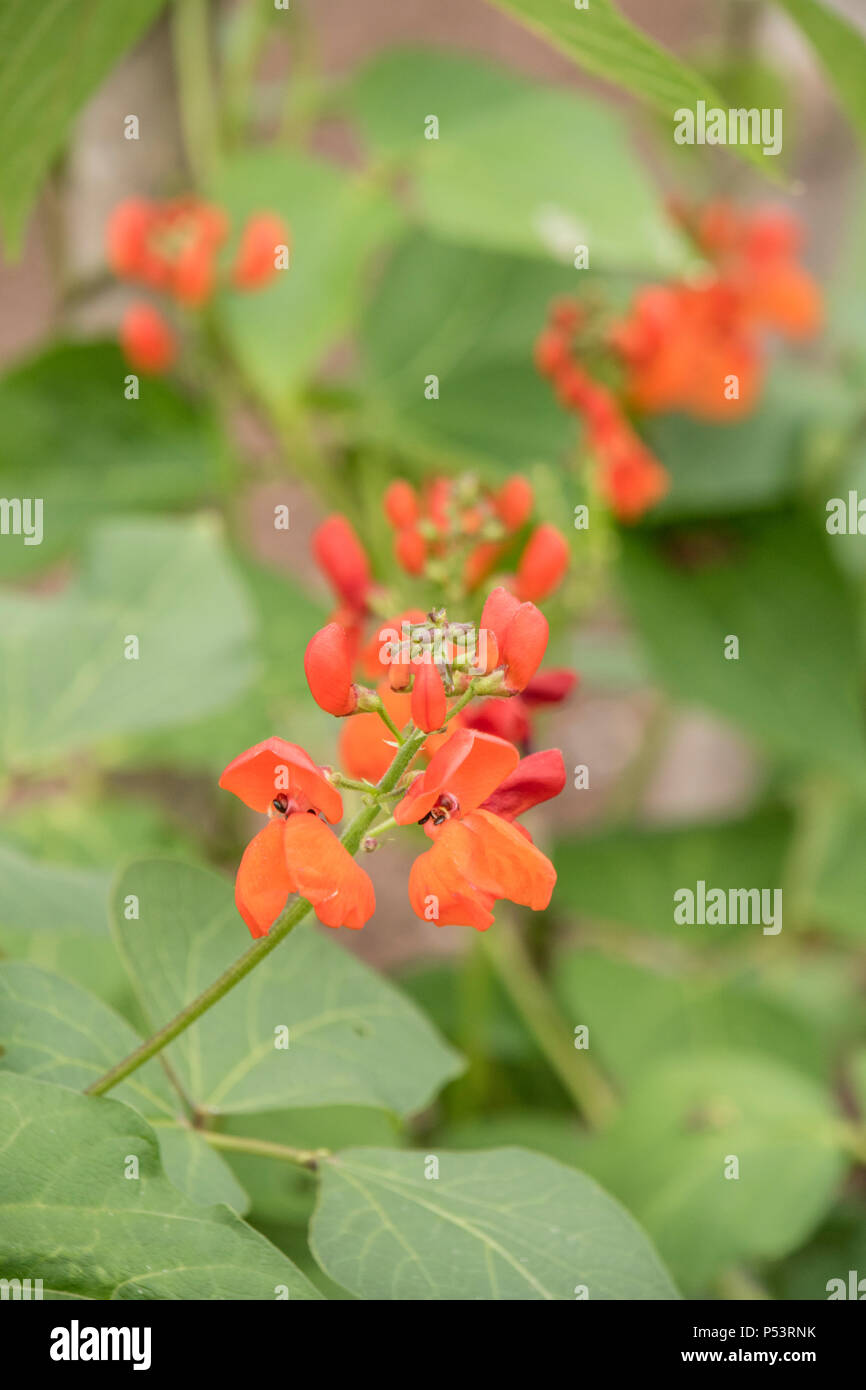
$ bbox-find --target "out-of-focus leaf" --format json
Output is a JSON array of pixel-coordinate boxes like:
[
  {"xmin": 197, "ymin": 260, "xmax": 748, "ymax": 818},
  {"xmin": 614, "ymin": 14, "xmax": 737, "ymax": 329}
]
[
  {"xmin": 484, "ymin": 0, "xmax": 778, "ymax": 176},
  {"xmin": 112, "ymin": 860, "xmax": 464, "ymax": 1117},
  {"xmin": 618, "ymin": 514, "xmax": 866, "ymax": 786},
  {"xmin": 0, "ymin": 515, "xmax": 257, "ymax": 771},
  {"xmin": 348, "ymin": 49, "xmax": 685, "ymax": 271},
  {"xmin": 553, "ymin": 808, "xmax": 791, "ymax": 939},
  {"xmin": 773, "ymin": 0, "xmax": 866, "ymax": 147},
  {"xmin": 0, "ymin": 0, "xmax": 167, "ymax": 252},
  {"xmin": 211, "ymin": 151, "xmax": 402, "ymax": 410},
  {"xmin": 359, "ymin": 232, "xmax": 575, "ymax": 470},
  {"xmin": 0, "ymin": 343, "xmax": 222, "ymax": 578},
  {"xmin": 311, "ymin": 1146, "xmax": 679, "ymax": 1299},
  {"xmin": 0, "ymin": 1073, "xmax": 318, "ymax": 1299},
  {"xmin": 578, "ymin": 1051, "xmax": 845, "ymax": 1291},
  {"xmin": 554, "ymin": 950, "xmax": 830, "ymax": 1088}
]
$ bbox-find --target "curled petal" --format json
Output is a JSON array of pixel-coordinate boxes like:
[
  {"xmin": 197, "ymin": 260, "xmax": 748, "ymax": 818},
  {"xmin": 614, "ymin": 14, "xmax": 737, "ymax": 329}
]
[
  {"xmin": 304, "ymin": 623, "xmax": 358, "ymax": 716},
  {"xmin": 500, "ymin": 602, "xmax": 549, "ymax": 692},
  {"xmin": 480, "ymin": 749, "xmax": 566, "ymax": 821},
  {"xmin": 522, "ymin": 669, "xmax": 578, "ymax": 707},
  {"xmin": 284, "ymin": 815, "xmax": 375, "ymax": 930},
  {"xmin": 394, "ymin": 728, "xmax": 519, "ymax": 825},
  {"xmin": 235, "ymin": 818, "xmax": 292, "ymax": 938},
  {"xmin": 480, "ymin": 586, "xmax": 521, "ymax": 649},
  {"xmin": 220, "ymin": 737, "xmax": 342, "ymax": 822},
  {"xmin": 411, "ymin": 662, "xmax": 447, "ymax": 733}
]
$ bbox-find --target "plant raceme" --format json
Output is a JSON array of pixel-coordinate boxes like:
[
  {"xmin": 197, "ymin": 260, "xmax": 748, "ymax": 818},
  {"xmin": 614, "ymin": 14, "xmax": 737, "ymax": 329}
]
[
  {"xmin": 106, "ymin": 195, "xmax": 289, "ymax": 372},
  {"xmin": 536, "ymin": 200, "xmax": 823, "ymax": 524},
  {"xmin": 218, "ymin": 478, "xmax": 572, "ymax": 939}
]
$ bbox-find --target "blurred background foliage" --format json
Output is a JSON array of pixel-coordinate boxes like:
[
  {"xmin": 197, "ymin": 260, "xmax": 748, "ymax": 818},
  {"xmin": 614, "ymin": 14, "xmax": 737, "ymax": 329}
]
[{"xmin": 1, "ymin": 0, "xmax": 866, "ymax": 1300}]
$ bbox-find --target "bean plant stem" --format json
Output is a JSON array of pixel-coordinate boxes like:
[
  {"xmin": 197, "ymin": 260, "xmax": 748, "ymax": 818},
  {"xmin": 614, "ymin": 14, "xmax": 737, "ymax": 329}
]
[
  {"xmin": 199, "ymin": 1129, "xmax": 331, "ymax": 1171},
  {"xmin": 481, "ymin": 917, "xmax": 618, "ymax": 1129},
  {"xmin": 86, "ymin": 728, "xmax": 427, "ymax": 1098}
]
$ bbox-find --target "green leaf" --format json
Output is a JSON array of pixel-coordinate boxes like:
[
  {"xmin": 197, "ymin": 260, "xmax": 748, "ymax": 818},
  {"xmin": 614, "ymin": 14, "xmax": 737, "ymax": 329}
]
[
  {"xmin": 348, "ymin": 49, "xmax": 684, "ymax": 271},
  {"xmin": 0, "ymin": 0, "xmax": 167, "ymax": 252},
  {"xmin": 359, "ymin": 232, "xmax": 574, "ymax": 470},
  {"xmin": 0, "ymin": 515, "xmax": 257, "ymax": 772},
  {"xmin": 0, "ymin": 343, "xmax": 221, "ymax": 578},
  {"xmin": 0, "ymin": 1073, "xmax": 319, "ymax": 1299},
  {"xmin": 310, "ymin": 1146, "xmax": 679, "ymax": 1299},
  {"xmin": 0, "ymin": 961, "xmax": 250, "ymax": 1213},
  {"xmin": 773, "ymin": 0, "xmax": 866, "ymax": 147},
  {"xmin": 211, "ymin": 151, "xmax": 402, "ymax": 410},
  {"xmin": 578, "ymin": 1051, "xmax": 845, "ymax": 1291},
  {"xmin": 554, "ymin": 949, "xmax": 830, "ymax": 1088},
  {"xmin": 483, "ymin": 0, "xmax": 776, "ymax": 176},
  {"xmin": 553, "ymin": 808, "xmax": 791, "ymax": 939},
  {"xmin": 155, "ymin": 1125, "xmax": 250, "ymax": 1214},
  {"xmin": 618, "ymin": 514, "xmax": 866, "ymax": 785},
  {"xmin": 0, "ymin": 844, "xmax": 128, "ymax": 1005},
  {"xmin": 111, "ymin": 860, "xmax": 464, "ymax": 1116}
]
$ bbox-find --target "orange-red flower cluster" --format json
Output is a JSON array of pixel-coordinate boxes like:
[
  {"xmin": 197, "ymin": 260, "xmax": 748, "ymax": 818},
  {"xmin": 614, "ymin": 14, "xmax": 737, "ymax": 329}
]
[
  {"xmin": 382, "ymin": 474, "xmax": 570, "ymax": 602},
  {"xmin": 310, "ymin": 499, "xmax": 576, "ymax": 763},
  {"xmin": 537, "ymin": 202, "xmax": 823, "ymax": 522},
  {"xmin": 611, "ymin": 203, "xmax": 821, "ymax": 421},
  {"xmin": 535, "ymin": 299, "xmax": 670, "ymax": 524},
  {"xmin": 106, "ymin": 196, "xmax": 289, "ymax": 373}
]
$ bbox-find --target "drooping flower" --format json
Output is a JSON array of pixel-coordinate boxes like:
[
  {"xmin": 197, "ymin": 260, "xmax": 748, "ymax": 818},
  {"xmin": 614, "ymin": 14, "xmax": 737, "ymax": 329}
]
[
  {"xmin": 395, "ymin": 729, "xmax": 560, "ymax": 930},
  {"xmin": 312, "ymin": 515, "xmax": 372, "ymax": 616},
  {"xmin": 120, "ymin": 303, "xmax": 176, "ymax": 374},
  {"xmin": 304, "ymin": 623, "xmax": 359, "ymax": 716},
  {"xmin": 219, "ymin": 738, "xmax": 374, "ymax": 936},
  {"xmin": 480, "ymin": 587, "xmax": 549, "ymax": 693}
]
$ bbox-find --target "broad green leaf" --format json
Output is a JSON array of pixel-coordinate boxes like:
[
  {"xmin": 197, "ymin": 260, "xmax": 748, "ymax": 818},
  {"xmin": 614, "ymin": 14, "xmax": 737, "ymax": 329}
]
[
  {"xmin": 0, "ymin": 343, "xmax": 221, "ymax": 578},
  {"xmin": 348, "ymin": 49, "xmax": 684, "ymax": 271},
  {"xmin": 211, "ymin": 151, "xmax": 402, "ymax": 410},
  {"xmin": 0, "ymin": 960, "xmax": 173, "ymax": 1118},
  {"xmin": 618, "ymin": 514, "xmax": 866, "ymax": 785},
  {"xmin": 0, "ymin": 1073, "xmax": 318, "ymax": 1299},
  {"xmin": 812, "ymin": 797, "xmax": 866, "ymax": 937},
  {"xmin": 310, "ymin": 1146, "xmax": 679, "ymax": 1300},
  {"xmin": 0, "ymin": 844, "xmax": 127, "ymax": 1004},
  {"xmin": 112, "ymin": 860, "xmax": 464, "ymax": 1116},
  {"xmin": 553, "ymin": 808, "xmax": 791, "ymax": 939},
  {"xmin": 773, "ymin": 0, "xmax": 866, "ymax": 147},
  {"xmin": 0, "ymin": 0, "xmax": 167, "ymax": 252},
  {"xmin": 0, "ymin": 515, "xmax": 256, "ymax": 772},
  {"xmin": 554, "ymin": 950, "xmax": 829, "ymax": 1088},
  {"xmin": 484, "ymin": 0, "xmax": 775, "ymax": 176},
  {"xmin": 0, "ymin": 961, "xmax": 249, "ymax": 1212},
  {"xmin": 577, "ymin": 1051, "xmax": 845, "ymax": 1291},
  {"xmin": 0, "ymin": 842, "xmax": 109, "ymax": 933},
  {"xmin": 359, "ymin": 232, "xmax": 574, "ymax": 470}
]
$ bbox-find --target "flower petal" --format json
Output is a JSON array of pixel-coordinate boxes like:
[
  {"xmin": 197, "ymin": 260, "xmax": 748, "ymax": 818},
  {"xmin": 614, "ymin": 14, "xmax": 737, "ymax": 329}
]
[
  {"xmin": 234, "ymin": 819, "xmax": 292, "ymax": 938},
  {"xmin": 284, "ymin": 814, "xmax": 375, "ymax": 930},
  {"xmin": 408, "ymin": 808, "xmax": 555, "ymax": 929},
  {"xmin": 480, "ymin": 750, "xmax": 566, "ymax": 821},
  {"xmin": 219, "ymin": 737, "xmax": 342, "ymax": 822},
  {"xmin": 394, "ymin": 728, "xmax": 519, "ymax": 825}
]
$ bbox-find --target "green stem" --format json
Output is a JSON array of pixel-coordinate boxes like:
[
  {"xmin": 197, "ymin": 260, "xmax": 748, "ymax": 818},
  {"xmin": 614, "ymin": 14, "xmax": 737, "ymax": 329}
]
[
  {"xmin": 445, "ymin": 682, "xmax": 478, "ymax": 724},
  {"xmin": 172, "ymin": 0, "xmax": 221, "ymax": 186},
  {"xmin": 200, "ymin": 1129, "xmax": 330, "ymax": 1171},
  {"xmin": 374, "ymin": 701, "xmax": 405, "ymax": 745},
  {"xmin": 482, "ymin": 918, "xmax": 618, "ymax": 1130},
  {"xmin": 86, "ymin": 728, "xmax": 428, "ymax": 1098}
]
